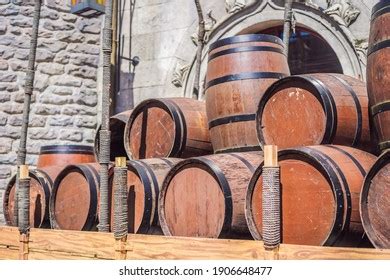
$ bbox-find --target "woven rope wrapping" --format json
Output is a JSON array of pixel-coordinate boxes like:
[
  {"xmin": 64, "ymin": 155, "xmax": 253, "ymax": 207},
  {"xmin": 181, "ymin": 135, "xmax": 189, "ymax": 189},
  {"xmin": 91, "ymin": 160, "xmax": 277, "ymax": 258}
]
[
  {"xmin": 98, "ymin": 0, "xmax": 113, "ymax": 233},
  {"xmin": 15, "ymin": 0, "xmax": 42, "ymax": 227},
  {"xmin": 113, "ymin": 166, "xmax": 128, "ymax": 239},
  {"xmin": 18, "ymin": 178, "xmax": 31, "ymax": 234},
  {"xmin": 262, "ymin": 166, "xmax": 281, "ymax": 249}
]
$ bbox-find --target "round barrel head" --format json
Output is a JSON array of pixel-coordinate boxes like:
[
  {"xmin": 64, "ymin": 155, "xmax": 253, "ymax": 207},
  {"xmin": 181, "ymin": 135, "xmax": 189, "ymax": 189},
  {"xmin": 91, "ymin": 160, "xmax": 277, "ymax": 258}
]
[
  {"xmin": 259, "ymin": 85, "xmax": 327, "ymax": 149},
  {"xmin": 249, "ymin": 158, "xmax": 335, "ymax": 245},
  {"xmin": 161, "ymin": 163, "xmax": 226, "ymax": 238},
  {"xmin": 54, "ymin": 171, "xmax": 92, "ymax": 231},
  {"xmin": 361, "ymin": 155, "xmax": 390, "ymax": 248},
  {"xmin": 129, "ymin": 106, "xmax": 176, "ymax": 159},
  {"xmin": 7, "ymin": 176, "xmax": 46, "ymax": 228}
]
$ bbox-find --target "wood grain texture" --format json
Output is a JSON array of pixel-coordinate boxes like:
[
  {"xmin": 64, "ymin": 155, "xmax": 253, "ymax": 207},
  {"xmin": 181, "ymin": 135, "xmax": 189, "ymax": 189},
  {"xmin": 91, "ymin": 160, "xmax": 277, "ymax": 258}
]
[
  {"xmin": 206, "ymin": 35, "xmax": 290, "ymax": 153},
  {"xmin": 124, "ymin": 98, "xmax": 212, "ymax": 160},
  {"xmin": 257, "ymin": 74, "xmax": 375, "ymax": 153},
  {"xmin": 37, "ymin": 145, "xmax": 96, "ymax": 169},
  {"xmin": 246, "ymin": 146, "xmax": 377, "ymax": 246},
  {"xmin": 159, "ymin": 152, "xmax": 264, "ymax": 239},
  {"xmin": 0, "ymin": 227, "xmax": 389, "ymax": 260},
  {"xmin": 367, "ymin": 4, "xmax": 390, "ymax": 152},
  {"xmin": 28, "ymin": 228, "xmax": 115, "ymax": 260}
]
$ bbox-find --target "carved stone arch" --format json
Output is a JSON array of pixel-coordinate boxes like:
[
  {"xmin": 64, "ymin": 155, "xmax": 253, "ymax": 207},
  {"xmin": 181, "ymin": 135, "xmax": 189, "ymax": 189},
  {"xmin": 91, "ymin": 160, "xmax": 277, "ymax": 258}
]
[{"xmin": 180, "ymin": 0, "xmax": 367, "ymax": 99}]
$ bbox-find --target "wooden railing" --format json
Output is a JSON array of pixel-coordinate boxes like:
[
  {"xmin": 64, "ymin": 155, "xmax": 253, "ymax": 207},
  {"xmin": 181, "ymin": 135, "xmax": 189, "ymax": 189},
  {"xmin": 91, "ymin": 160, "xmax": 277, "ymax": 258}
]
[{"xmin": 1, "ymin": 227, "xmax": 389, "ymax": 260}]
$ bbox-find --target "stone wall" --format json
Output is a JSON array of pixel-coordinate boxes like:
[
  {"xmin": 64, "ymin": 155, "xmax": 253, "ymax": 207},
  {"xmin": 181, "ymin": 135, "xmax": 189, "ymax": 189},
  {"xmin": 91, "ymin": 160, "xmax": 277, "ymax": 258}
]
[{"xmin": 0, "ymin": 0, "xmax": 102, "ymax": 224}]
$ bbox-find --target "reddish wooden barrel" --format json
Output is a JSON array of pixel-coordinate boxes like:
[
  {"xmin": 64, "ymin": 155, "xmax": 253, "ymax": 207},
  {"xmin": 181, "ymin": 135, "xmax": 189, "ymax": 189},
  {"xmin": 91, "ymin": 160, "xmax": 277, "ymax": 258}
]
[
  {"xmin": 159, "ymin": 152, "xmax": 263, "ymax": 239},
  {"xmin": 205, "ymin": 34, "xmax": 290, "ymax": 153},
  {"xmin": 124, "ymin": 98, "xmax": 212, "ymax": 159},
  {"xmin": 367, "ymin": 1, "xmax": 390, "ymax": 153},
  {"xmin": 3, "ymin": 166, "xmax": 62, "ymax": 228},
  {"xmin": 246, "ymin": 145, "xmax": 376, "ymax": 247},
  {"xmin": 37, "ymin": 145, "xmax": 96, "ymax": 168},
  {"xmin": 361, "ymin": 151, "xmax": 390, "ymax": 248},
  {"xmin": 50, "ymin": 163, "xmax": 100, "ymax": 231},
  {"xmin": 108, "ymin": 158, "xmax": 182, "ymax": 234},
  {"xmin": 257, "ymin": 74, "xmax": 375, "ymax": 152},
  {"xmin": 95, "ymin": 110, "xmax": 132, "ymax": 161}
]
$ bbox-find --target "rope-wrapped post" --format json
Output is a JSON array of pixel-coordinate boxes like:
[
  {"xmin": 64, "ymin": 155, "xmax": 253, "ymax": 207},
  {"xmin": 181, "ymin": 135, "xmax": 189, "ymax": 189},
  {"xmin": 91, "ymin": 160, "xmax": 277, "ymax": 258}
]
[
  {"xmin": 262, "ymin": 145, "xmax": 281, "ymax": 250},
  {"xmin": 113, "ymin": 157, "xmax": 128, "ymax": 260},
  {"xmin": 113, "ymin": 157, "xmax": 128, "ymax": 239},
  {"xmin": 14, "ymin": 0, "xmax": 42, "ymax": 227},
  {"xmin": 98, "ymin": 0, "xmax": 114, "ymax": 233},
  {"xmin": 18, "ymin": 165, "xmax": 30, "ymax": 235}
]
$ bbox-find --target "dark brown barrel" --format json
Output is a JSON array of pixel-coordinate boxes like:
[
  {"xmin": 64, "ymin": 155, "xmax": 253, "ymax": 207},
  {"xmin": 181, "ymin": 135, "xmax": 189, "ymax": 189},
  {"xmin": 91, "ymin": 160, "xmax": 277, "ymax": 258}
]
[
  {"xmin": 37, "ymin": 145, "xmax": 96, "ymax": 169},
  {"xmin": 124, "ymin": 98, "xmax": 212, "ymax": 160},
  {"xmin": 94, "ymin": 110, "xmax": 132, "ymax": 161},
  {"xmin": 367, "ymin": 1, "xmax": 390, "ymax": 153},
  {"xmin": 159, "ymin": 152, "xmax": 263, "ymax": 239},
  {"xmin": 3, "ymin": 166, "xmax": 62, "ymax": 228},
  {"xmin": 108, "ymin": 158, "xmax": 182, "ymax": 234},
  {"xmin": 360, "ymin": 151, "xmax": 390, "ymax": 248},
  {"xmin": 205, "ymin": 34, "xmax": 290, "ymax": 153},
  {"xmin": 257, "ymin": 74, "xmax": 375, "ymax": 153},
  {"xmin": 246, "ymin": 145, "xmax": 376, "ymax": 247},
  {"xmin": 50, "ymin": 163, "xmax": 100, "ymax": 231}
]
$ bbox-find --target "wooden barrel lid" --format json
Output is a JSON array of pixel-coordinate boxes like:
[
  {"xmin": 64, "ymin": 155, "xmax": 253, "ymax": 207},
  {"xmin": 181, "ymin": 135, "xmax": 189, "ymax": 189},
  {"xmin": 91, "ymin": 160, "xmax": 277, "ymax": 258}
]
[
  {"xmin": 4, "ymin": 170, "xmax": 51, "ymax": 228},
  {"xmin": 50, "ymin": 164, "xmax": 99, "ymax": 231},
  {"xmin": 246, "ymin": 146, "xmax": 362, "ymax": 246},
  {"xmin": 125, "ymin": 99, "xmax": 185, "ymax": 159},
  {"xmin": 257, "ymin": 76, "xmax": 336, "ymax": 149},
  {"xmin": 159, "ymin": 159, "xmax": 230, "ymax": 238},
  {"xmin": 361, "ymin": 151, "xmax": 390, "ymax": 248}
]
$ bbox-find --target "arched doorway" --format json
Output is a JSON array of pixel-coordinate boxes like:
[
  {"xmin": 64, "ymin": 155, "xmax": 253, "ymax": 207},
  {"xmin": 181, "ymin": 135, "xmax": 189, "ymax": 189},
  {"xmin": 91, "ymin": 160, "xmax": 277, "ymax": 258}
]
[{"xmin": 260, "ymin": 26, "xmax": 343, "ymax": 75}]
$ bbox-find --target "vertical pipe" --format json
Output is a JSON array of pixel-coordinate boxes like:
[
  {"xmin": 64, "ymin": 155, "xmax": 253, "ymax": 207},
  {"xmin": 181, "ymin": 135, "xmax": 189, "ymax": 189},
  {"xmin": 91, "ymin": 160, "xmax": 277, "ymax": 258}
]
[
  {"xmin": 282, "ymin": 0, "xmax": 293, "ymax": 58},
  {"xmin": 262, "ymin": 145, "xmax": 281, "ymax": 250},
  {"xmin": 98, "ymin": 0, "xmax": 114, "ymax": 232},
  {"xmin": 15, "ymin": 0, "xmax": 42, "ymax": 226}
]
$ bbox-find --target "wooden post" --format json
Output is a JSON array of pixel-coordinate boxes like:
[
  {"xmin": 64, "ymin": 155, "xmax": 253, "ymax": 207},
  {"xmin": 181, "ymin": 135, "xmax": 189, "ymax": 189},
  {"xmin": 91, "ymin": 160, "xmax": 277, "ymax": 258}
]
[
  {"xmin": 113, "ymin": 157, "xmax": 128, "ymax": 260},
  {"xmin": 262, "ymin": 145, "xmax": 281, "ymax": 251},
  {"xmin": 18, "ymin": 165, "xmax": 30, "ymax": 260}
]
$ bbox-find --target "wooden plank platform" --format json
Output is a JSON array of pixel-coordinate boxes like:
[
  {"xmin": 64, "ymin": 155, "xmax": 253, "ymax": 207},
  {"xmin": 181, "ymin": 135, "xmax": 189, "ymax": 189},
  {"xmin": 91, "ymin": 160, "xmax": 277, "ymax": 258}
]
[{"xmin": 0, "ymin": 227, "xmax": 389, "ymax": 260}]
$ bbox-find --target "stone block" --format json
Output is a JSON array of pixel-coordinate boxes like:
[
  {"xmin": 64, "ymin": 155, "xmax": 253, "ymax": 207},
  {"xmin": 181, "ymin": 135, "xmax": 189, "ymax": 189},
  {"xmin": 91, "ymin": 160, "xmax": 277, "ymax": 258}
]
[
  {"xmin": 38, "ymin": 62, "xmax": 65, "ymax": 75},
  {"xmin": 34, "ymin": 104, "xmax": 61, "ymax": 115},
  {"xmin": 0, "ymin": 138, "xmax": 12, "ymax": 154},
  {"xmin": 29, "ymin": 128, "xmax": 58, "ymax": 140},
  {"xmin": 48, "ymin": 116, "xmax": 74, "ymax": 126},
  {"xmin": 59, "ymin": 129, "xmax": 83, "ymax": 142}
]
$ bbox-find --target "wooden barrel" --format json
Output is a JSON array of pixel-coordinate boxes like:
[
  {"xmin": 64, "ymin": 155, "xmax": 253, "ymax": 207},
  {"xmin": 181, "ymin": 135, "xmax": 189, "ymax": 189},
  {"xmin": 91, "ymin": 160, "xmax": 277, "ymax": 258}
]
[
  {"xmin": 245, "ymin": 145, "xmax": 376, "ymax": 247},
  {"xmin": 124, "ymin": 98, "xmax": 212, "ymax": 160},
  {"xmin": 367, "ymin": 1, "xmax": 390, "ymax": 153},
  {"xmin": 205, "ymin": 34, "xmax": 290, "ymax": 153},
  {"xmin": 361, "ymin": 151, "xmax": 390, "ymax": 248},
  {"xmin": 3, "ymin": 166, "xmax": 62, "ymax": 228},
  {"xmin": 37, "ymin": 145, "xmax": 96, "ymax": 168},
  {"xmin": 159, "ymin": 152, "xmax": 263, "ymax": 239},
  {"xmin": 50, "ymin": 163, "xmax": 100, "ymax": 231},
  {"xmin": 257, "ymin": 74, "xmax": 375, "ymax": 152},
  {"xmin": 108, "ymin": 158, "xmax": 182, "ymax": 234},
  {"xmin": 94, "ymin": 110, "xmax": 132, "ymax": 161}
]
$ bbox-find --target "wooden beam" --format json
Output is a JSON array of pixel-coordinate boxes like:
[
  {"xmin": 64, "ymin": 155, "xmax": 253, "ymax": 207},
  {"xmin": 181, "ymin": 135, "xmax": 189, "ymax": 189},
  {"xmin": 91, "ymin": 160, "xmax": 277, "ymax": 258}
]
[
  {"xmin": 0, "ymin": 227, "xmax": 389, "ymax": 260},
  {"xmin": 264, "ymin": 145, "xmax": 278, "ymax": 167},
  {"xmin": 19, "ymin": 165, "xmax": 29, "ymax": 179}
]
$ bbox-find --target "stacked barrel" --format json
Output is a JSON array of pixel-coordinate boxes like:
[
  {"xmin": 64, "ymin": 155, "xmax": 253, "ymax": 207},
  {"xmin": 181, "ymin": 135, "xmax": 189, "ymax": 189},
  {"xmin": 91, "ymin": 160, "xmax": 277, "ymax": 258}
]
[
  {"xmin": 361, "ymin": 0, "xmax": 390, "ymax": 249},
  {"xmin": 3, "ymin": 2, "xmax": 389, "ymax": 250}
]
